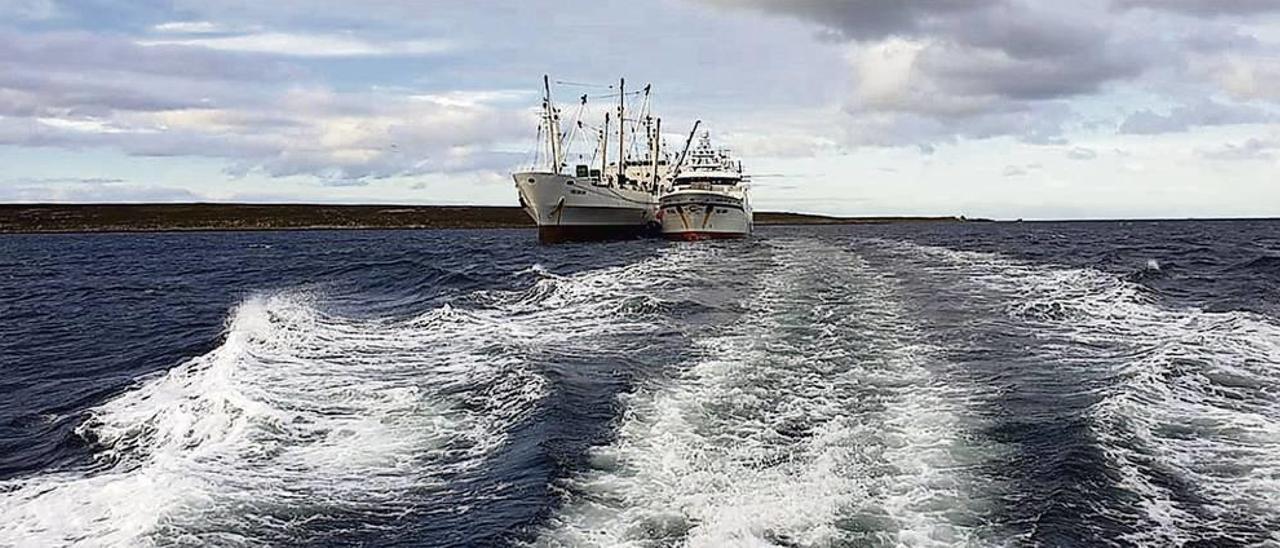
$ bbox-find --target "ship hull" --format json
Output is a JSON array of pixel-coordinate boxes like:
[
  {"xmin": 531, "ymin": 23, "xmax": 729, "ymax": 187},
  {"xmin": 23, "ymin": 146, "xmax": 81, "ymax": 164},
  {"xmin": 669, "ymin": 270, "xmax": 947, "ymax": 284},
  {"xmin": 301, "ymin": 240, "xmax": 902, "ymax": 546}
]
[
  {"xmin": 659, "ymin": 189, "xmax": 752, "ymax": 241},
  {"xmin": 513, "ymin": 171, "xmax": 659, "ymax": 244},
  {"xmin": 538, "ymin": 224, "xmax": 653, "ymax": 243}
]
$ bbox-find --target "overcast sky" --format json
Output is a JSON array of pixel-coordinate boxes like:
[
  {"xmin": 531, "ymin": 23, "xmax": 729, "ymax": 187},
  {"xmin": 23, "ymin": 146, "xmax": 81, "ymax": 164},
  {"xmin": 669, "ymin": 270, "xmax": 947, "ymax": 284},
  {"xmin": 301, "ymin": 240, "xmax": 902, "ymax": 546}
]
[{"xmin": 1, "ymin": 0, "xmax": 1278, "ymax": 218}]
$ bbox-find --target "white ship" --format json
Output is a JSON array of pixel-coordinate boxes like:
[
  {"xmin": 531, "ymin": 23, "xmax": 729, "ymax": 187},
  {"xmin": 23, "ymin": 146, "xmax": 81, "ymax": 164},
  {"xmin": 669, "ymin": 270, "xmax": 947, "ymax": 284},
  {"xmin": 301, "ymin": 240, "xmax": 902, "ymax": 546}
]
[
  {"xmin": 513, "ymin": 77, "xmax": 670, "ymax": 243},
  {"xmin": 659, "ymin": 128, "xmax": 752, "ymax": 240}
]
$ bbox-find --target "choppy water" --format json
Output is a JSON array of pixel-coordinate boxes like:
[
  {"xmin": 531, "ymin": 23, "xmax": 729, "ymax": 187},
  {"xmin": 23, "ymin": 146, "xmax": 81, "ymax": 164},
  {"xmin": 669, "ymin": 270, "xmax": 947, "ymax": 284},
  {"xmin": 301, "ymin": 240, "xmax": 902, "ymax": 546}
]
[{"xmin": 1, "ymin": 221, "xmax": 1278, "ymax": 547}]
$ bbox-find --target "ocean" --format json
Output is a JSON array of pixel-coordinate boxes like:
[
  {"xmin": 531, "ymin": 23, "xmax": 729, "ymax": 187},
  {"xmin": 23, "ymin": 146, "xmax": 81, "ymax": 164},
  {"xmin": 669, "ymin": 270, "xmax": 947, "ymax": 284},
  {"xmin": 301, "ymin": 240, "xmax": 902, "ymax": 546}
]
[{"xmin": 1, "ymin": 221, "xmax": 1277, "ymax": 547}]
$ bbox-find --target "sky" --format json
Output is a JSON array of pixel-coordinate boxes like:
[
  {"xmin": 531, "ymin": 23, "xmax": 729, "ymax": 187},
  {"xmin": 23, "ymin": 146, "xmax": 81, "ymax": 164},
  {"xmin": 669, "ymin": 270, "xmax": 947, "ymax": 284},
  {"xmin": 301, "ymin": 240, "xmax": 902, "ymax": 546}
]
[{"xmin": 1, "ymin": 0, "xmax": 1278, "ymax": 219}]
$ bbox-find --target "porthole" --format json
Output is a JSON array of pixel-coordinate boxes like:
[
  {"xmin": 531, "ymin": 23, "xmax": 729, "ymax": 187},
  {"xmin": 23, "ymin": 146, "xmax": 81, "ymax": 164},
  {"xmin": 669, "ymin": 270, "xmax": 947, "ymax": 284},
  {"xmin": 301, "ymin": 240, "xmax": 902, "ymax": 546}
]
[{"xmin": 527, "ymin": 178, "xmax": 535, "ymax": 184}]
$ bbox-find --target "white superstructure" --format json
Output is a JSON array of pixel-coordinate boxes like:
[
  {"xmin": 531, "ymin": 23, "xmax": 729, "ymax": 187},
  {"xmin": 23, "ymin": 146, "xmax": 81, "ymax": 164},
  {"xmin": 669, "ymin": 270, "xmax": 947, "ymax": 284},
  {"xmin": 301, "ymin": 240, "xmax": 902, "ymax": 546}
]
[
  {"xmin": 659, "ymin": 130, "xmax": 752, "ymax": 240},
  {"xmin": 513, "ymin": 77, "xmax": 670, "ymax": 243}
]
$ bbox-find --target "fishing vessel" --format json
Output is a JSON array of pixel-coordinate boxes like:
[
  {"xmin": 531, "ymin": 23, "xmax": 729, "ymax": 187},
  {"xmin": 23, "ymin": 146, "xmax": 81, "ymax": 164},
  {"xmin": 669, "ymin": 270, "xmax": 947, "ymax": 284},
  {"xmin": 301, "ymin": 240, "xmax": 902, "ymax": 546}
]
[
  {"xmin": 659, "ymin": 127, "xmax": 752, "ymax": 240},
  {"xmin": 513, "ymin": 77, "xmax": 670, "ymax": 243}
]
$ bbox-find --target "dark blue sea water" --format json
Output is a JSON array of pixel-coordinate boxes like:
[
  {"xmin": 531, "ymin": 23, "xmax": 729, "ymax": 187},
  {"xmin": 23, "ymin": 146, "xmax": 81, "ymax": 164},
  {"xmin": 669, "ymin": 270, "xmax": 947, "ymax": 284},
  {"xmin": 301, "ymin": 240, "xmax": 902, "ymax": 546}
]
[{"xmin": 1, "ymin": 221, "xmax": 1278, "ymax": 547}]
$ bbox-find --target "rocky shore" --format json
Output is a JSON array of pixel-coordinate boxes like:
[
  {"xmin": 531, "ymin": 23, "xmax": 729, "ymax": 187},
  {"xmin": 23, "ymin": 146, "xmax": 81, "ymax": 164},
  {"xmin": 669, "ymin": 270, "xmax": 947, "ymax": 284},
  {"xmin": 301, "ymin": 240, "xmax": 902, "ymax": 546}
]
[{"xmin": 0, "ymin": 204, "xmax": 974, "ymax": 234}]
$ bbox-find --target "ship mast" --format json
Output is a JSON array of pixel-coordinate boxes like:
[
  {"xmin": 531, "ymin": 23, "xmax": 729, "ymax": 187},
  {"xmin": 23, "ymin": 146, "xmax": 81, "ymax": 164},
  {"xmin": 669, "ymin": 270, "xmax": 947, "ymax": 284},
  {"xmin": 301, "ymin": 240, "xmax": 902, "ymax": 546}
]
[
  {"xmin": 617, "ymin": 78, "xmax": 626, "ymax": 186},
  {"xmin": 601, "ymin": 112, "xmax": 610, "ymax": 185},
  {"xmin": 640, "ymin": 84, "xmax": 655, "ymax": 191},
  {"xmin": 543, "ymin": 75, "xmax": 562, "ymax": 174},
  {"xmin": 651, "ymin": 117, "xmax": 661, "ymax": 192}
]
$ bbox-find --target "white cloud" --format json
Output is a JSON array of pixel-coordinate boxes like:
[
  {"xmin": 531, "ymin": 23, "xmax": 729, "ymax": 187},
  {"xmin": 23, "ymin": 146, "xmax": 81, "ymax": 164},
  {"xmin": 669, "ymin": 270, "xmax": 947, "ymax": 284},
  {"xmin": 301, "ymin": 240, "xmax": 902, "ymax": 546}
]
[
  {"xmin": 1002, "ymin": 163, "xmax": 1042, "ymax": 177},
  {"xmin": 36, "ymin": 117, "xmax": 132, "ymax": 134},
  {"xmin": 137, "ymin": 33, "xmax": 454, "ymax": 57},
  {"xmin": 0, "ymin": 180, "xmax": 203, "ymax": 202},
  {"xmin": 410, "ymin": 90, "xmax": 533, "ymax": 109},
  {"xmin": 1067, "ymin": 147, "xmax": 1098, "ymax": 160},
  {"xmin": 152, "ymin": 21, "xmax": 236, "ymax": 35},
  {"xmin": 1210, "ymin": 55, "xmax": 1280, "ymax": 101}
]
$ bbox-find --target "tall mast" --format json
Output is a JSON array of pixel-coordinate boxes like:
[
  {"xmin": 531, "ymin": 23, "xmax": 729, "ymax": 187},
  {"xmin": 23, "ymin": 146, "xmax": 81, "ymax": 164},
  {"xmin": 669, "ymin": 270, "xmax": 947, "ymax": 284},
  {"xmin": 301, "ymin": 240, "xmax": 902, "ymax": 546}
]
[
  {"xmin": 601, "ymin": 112, "xmax": 610, "ymax": 185},
  {"xmin": 543, "ymin": 75, "xmax": 561, "ymax": 174},
  {"xmin": 642, "ymin": 83, "xmax": 653, "ymax": 173},
  {"xmin": 651, "ymin": 117, "xmax": 661, "ymax": 192},
  {"xmin": 617, "ymin": 78, "xmax": 625, "ymax": 186}
]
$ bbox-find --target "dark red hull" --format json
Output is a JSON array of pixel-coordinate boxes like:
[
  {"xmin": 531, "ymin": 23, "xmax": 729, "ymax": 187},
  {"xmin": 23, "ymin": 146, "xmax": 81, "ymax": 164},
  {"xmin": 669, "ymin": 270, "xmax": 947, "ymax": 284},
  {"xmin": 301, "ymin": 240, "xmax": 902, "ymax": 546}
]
[
  {"xmin": 538, "ymin": 224, "xmax": 659, "ymax": 244},
  {"xmin": 663, "ymin": 231, "xmax": 748, "ymax": 241}
]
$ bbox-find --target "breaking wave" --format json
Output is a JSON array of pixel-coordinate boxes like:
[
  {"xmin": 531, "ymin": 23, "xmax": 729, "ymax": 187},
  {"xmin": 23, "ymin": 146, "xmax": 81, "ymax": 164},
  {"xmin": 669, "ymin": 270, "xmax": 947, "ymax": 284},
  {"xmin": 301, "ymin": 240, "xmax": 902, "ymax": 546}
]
[
  {"xmin": 879, "ymin": 240, "xmax": 1280, "ymax": 545},
  {"xmin": 0, "ymin": 247, "xmax": 705, "ymax": 547}
]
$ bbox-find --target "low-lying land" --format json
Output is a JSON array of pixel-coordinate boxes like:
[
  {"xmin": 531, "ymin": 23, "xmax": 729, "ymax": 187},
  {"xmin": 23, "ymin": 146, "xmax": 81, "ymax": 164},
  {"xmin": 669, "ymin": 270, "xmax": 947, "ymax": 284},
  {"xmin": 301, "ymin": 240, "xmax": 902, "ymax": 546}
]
[{"xmin": 0, "ymin": 204, "xmax": 973, "ymax": 234}]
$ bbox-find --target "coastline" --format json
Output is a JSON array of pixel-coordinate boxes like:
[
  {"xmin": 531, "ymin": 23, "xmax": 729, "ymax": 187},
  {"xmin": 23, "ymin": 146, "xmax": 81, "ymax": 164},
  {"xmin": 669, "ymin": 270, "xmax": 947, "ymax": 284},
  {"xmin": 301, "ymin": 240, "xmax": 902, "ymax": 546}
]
[{"xmin": 0, "ymin": 204, "xmax": 975, "ymax": 234}]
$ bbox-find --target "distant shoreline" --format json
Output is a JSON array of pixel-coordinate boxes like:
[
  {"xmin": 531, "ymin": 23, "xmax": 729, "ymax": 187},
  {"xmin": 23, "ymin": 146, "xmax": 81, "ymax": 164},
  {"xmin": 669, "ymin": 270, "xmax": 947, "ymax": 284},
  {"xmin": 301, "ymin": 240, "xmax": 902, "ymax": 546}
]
[{"xmin": 0, "ymin": 204, "xmax": 975, "ymax": 234}]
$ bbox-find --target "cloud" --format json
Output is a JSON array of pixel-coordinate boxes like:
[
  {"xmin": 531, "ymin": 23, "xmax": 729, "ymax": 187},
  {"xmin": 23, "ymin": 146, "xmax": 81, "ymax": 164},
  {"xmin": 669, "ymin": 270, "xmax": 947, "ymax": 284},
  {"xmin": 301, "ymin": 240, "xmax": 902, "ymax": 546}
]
[
  {"xmin": 0, "ymin": 0, "xmax": 58, "ymax": 20},
  {"xmin": 1204, "ymin": 55, "xmax": 1280, "ymax": 101},
  {"xmin": 138, "ymin": 33, "xmax": 455, "ymax": 57},
  {"xmin": 0, "ymin": 29, "xmax": 294, "ymax": 82},
  {"xmin": 0, "ymin": 180, "xmax": 205, "ymax": 202},
  {"xmin": 1003, "ymin": 163, "xmax": 1042, "ymax": 177},
  {"xmin": 1201, "ymin": 138, "xmax": 1280, "ymax": 161},
  {"xmin": 8, "ymin": 177, "xmax": 127, "ymax": 185},
  {"xmin": 0, "ymin": 27, "xmax": 526, "ymax": 183},
  {"xmin": 704, "ymin": 0, "xmax": 1153, "ymax": 146},
  {"xmin": 0, "ymin": 92, "xmax": 530, "ymax": 182},
  {"xmin": 152, "ymin": 21, "xmax": 237, "ymax": 34},
  {"xmin": 1119, "ymin": 100, "xmax": 1276, "ymax": 134},
  {"xmin": 695, "ymin": 0, "xmax": 1280, "ymax": 157},
  {"xmin": 1115, "ymin": 0, "xmax": 1280, "ymax": 16},
  {"xmin": 1066, "ymin": 147, "xmax": 1098, "ymax": 160},
  {"xmin": 698, "ymin": 0, "xmax": 1001, "ymax": 41}
]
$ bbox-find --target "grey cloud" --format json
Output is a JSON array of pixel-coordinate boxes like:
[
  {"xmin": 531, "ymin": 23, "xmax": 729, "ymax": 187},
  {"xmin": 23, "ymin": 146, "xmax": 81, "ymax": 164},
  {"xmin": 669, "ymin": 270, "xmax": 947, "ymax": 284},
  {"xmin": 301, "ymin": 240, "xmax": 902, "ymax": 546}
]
[
  {"xmin": 0, "ymin": 26, "xmax": 529, "ymax": 182},
  {"xmin": 918, "ymin": 40, "xmax": 1142, "ymax": 102},
  {"xmin": 841, "ymin": 97, "xmax": 1073, "ymax": 148},
  {"xmin": 0, "ymin": 29, "xmax": 300, "ymax": 119},
  {"xmin": 698, "ymin": 0, "xmax": 1000, "ymax": 41},
  {"xmin": 0, "ymin": 70, "xmax": 223, "ymax": 115},
  {"xmin": 1116, "ymin": 0, "xmax": 1280, "ymax": 16},
  {"xmin": 705, "ymin": 0, "xmax": 1153, "ymax": 146},
  {"xmin": 1119, "ymin": 100, "xmax": 1275, "ymax": 134},
  {"xmin": 710, "ymin": 0, "xmax": 1147, "ymax": 101},
  {"xmin": 0, "ymin": 29, "xmax": 297, "ymax": 81},
  {"xmin": 0, "ymin": 88, "xmax": 526, "ymax": 183},
  {"xmin": 1201, "ymin": 138, "xmax": 1279, "ymax": 161}
]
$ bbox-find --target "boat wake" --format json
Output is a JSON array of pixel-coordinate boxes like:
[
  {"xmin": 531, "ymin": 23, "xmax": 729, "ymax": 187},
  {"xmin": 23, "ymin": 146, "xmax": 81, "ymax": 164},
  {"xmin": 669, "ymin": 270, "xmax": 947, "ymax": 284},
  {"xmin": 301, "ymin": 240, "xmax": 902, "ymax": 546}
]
[
  {"xmin": 4, "ymin": 232, "xmax": 1276, "ymax": 546},
  {"xmin": 877, "ymin": 240, "xmax": 1280, "ymax": 545},
  {"xmin": 540, "ymin": 239, "xmax": 1000, "ymax": 547},
  {"xmin": 0, "ymin": 247, "xmax": 706, "ymax": 546}
]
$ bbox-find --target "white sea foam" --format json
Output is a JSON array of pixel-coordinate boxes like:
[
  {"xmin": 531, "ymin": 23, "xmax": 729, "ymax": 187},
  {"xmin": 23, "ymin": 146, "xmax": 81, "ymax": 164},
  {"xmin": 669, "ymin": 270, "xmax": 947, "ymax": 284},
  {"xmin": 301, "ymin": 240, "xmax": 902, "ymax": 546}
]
[
  {"xmin": 879, "ymin": 240, "xmax": 1280, "ymax": 544},
  {"xmin": 0, "ymin": 247, "xmax": 702, "ymax": 547},
  {"xmin": 540, "ymin": 239, "xmax": 996, "ymax": 547}
]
